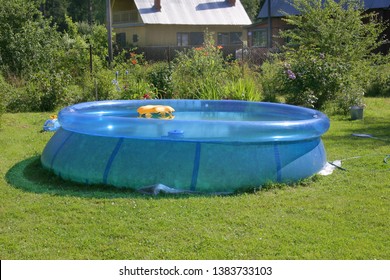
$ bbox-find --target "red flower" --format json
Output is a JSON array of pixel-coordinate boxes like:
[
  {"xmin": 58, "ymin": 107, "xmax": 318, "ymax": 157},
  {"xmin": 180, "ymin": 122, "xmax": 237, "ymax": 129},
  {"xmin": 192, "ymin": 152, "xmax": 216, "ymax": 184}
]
[{"xmin": 143, "ymin": 93, "xmax": 151, "ymax": 99}]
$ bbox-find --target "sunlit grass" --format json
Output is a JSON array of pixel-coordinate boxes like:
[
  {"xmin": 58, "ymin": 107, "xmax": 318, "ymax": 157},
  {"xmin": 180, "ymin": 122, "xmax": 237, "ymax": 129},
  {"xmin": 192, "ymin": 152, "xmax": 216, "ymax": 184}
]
[{"xmin": 0, "ymin": 98, "xmax": 389, "ymax": 259}]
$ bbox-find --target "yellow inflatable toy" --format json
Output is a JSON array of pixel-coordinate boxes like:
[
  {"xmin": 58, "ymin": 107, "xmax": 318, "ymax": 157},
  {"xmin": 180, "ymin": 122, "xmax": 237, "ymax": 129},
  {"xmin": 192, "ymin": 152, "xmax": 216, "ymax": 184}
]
[{"xmin": 137, "ymin": 105, "xmax": 175, "ymax": 120}]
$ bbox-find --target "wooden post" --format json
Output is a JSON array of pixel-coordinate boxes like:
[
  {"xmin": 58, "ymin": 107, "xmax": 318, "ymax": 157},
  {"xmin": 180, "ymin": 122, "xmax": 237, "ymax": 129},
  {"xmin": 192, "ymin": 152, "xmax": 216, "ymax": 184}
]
[
  {"xmin": 106, "ymin": 0, "xmax": 113, "ymax": 67},
  {"xmin": 267, "ymin": 0, "xmax": 272, "ymax": 49},
  {"xmin": 89, "ymin": 44, "xmax": 93, "ymax": 73}
]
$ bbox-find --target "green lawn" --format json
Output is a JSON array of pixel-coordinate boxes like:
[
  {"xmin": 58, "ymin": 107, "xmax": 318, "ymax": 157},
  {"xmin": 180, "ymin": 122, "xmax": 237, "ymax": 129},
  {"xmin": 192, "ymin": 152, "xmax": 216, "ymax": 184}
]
[{"xmin": 0, "ymin": 98, "xmax": 389, "ymax": 259}]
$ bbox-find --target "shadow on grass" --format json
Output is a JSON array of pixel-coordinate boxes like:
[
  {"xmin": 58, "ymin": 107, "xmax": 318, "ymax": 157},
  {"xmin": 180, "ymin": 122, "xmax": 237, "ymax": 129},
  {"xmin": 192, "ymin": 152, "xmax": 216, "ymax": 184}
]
[
  {"xmin": 5, "ymin": 156, "xmax": 238, "ymax": 199},
  {"xmin": 324, "ymin": 122, "xmax": 390, "ymax": 148},
  {"xmin": 5, "ymin": 156, "xmax": 146, "ymax": 199}
]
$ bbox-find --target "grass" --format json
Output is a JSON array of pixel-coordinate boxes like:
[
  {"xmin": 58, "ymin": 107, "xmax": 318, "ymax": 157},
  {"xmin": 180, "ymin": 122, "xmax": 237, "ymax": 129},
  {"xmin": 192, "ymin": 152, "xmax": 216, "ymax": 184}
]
[{"xmin": 0, "ymin": 98, "xmax": 389, "ymax": 260}]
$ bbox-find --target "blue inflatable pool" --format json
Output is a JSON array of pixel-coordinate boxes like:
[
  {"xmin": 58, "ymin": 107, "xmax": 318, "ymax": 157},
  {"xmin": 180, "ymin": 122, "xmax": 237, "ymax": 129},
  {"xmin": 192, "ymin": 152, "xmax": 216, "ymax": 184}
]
[{"xmin": 41, "ymin": 100, "xmax": 330, "ymax": 193}]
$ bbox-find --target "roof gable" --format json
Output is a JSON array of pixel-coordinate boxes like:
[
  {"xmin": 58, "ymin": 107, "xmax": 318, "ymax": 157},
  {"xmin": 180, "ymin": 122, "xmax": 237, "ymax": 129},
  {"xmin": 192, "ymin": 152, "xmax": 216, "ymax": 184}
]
[
  {"xmin": 133, "ymin": 0, "xmax": 252, "ymax": 25},
  {"xmin": 258, "ymin": 0, "xmax": 390, "ymax": 19}
]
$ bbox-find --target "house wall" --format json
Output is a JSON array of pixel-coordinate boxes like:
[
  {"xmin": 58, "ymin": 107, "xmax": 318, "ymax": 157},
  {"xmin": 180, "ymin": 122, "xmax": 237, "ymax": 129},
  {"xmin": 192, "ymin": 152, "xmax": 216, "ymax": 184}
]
[
  {"xmin": 114, "ymin": 25, "xmax": 248, "ymax": 47},
  {"xmin": 247, "ymin": 18, "xmax": 288, "ymax": 48},
  {"xmin": 112, "ymin": 0, "xmax": 135, "ymax": 11}
]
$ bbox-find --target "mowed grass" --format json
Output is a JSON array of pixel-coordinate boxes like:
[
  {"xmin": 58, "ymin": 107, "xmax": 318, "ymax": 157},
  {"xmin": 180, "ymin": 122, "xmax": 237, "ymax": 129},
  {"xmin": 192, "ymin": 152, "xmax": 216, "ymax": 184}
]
[{"xmin": 0, "ymin": 98, "xmax": 389, "ymax": 260}]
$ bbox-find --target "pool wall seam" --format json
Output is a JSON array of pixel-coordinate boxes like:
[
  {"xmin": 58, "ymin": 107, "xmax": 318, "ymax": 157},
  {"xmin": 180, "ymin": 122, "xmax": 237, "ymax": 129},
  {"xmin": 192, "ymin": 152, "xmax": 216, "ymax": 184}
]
[
  {"xmin": 50, "ymin": 131, "xmax": 74, "ymax": 169},
  {"xmin": 103, "ymin": 137, "xmax": 124, "ymax": 185},
  {"xmin": 273, "ymin": 142, "xmax": 282, "ymax": 182},
  {"xmin": 190, "ymin": 142, "xmax": 201, "ymax": 191}
]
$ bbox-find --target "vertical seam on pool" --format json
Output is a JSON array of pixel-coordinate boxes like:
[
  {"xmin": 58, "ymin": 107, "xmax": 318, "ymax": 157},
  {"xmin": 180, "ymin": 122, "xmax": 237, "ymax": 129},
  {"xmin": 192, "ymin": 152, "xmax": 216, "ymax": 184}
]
[
  {"xmin": 318, "ymin": 139, "xmax": 325, "ymax": 165},
  {"xmin": 103, "ymin": 137, "xmax": 124, "ymax": 184},
  {"xmin": 50, "ymin": 131, "xmax": 74, "ymax": 169},
  {"xmin": 191, "ymin": 143, "xmax": 201, "ymax": 191},
  {"xmin": 273, "ymin": 143, "xmax": 282, "ymax": 182}
]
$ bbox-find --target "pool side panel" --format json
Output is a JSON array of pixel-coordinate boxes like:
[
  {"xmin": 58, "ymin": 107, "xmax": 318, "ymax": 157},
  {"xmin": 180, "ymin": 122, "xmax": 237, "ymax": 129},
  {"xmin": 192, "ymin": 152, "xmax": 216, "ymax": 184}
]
[
  {"xmin": 105, "ymin": 138, "xmax": 195, "ymax": 190},
  {"xmin": 41, "ymin": 128, "xmax": 118, "ymax": 185},
  {"xmin": 195, "ymin": 142, "xmax": 279, "ymax": 193},
  {"xmin": 41, "ymin": 129, "xmax": 327, "ymax": 192},
  {"xmin": 279, "ymin": 139, "xmax": 327, "ymax": 182},
  {"xmin": 41, "ymin": 128, "xmax": 73, "ymax": 171}
]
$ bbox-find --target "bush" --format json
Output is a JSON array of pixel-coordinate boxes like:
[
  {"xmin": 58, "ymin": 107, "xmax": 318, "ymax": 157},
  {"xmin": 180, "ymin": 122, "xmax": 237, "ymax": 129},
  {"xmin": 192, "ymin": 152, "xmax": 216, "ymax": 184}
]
[
  {"xmin": 365, "ymin": 62, "xmax": 390, "ymax": 97},
  {"xmin": 171, "ymin": 31, "xmax": 228, "ymax": 99},
  {"xmin": 223, "ymin": 74, "xmax": 262, "ymax": 101},
  {"xmin": 0, "ymin": 0, "xmax": 63, "ymax": 78},
  {"xmin": 0, "ymin": 75, "xmax": 8, "ymax": 126},
  {"xmin": 271, "ymin": 0, "xmax": 387, "ymax": 112},
  {"xmin": 146, "ymin": 62, "xmax": 174, "ymax": 99},
  {"xmin": 260, "ymin": 59, "xmax": 284, "ymax": 102},
  {"xmin": 110, "ymin": 51, "xmax": 159, "ymax": 100},
  {"xmin": 5, "ymin": 71, "xmax": 71, "ymax": 112}
]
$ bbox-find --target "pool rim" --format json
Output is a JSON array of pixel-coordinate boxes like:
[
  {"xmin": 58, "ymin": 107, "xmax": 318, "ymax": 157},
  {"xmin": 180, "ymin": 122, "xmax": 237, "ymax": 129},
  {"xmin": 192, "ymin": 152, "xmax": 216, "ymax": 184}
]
[{"xmin": 57, "ymin": 99, "xmax": 330, "ymax": 143}]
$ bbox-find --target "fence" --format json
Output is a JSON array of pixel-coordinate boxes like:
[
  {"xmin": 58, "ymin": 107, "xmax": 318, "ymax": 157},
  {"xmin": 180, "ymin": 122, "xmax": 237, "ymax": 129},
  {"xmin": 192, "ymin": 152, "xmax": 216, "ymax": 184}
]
[{"xmin": 124, "ymin": 44, "xmax": 274, "ymax": 66}]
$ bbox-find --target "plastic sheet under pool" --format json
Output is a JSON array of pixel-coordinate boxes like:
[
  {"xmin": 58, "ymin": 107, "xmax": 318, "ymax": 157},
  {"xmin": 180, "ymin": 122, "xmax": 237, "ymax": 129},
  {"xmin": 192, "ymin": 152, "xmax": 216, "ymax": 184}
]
[{"xmin": 41, "ymin": 100, "xmax": 330, "ymax": 193}]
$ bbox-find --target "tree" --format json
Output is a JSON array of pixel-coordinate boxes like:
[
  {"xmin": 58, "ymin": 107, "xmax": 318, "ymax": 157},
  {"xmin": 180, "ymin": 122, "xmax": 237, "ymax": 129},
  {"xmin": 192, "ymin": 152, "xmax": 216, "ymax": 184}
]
[
  {"xmin": 40, "ymin": 0, "xmax": 69, "ymax": 30},
  {"xmin": 0, "ymin": 0, "xmax": 62, "ymax": 77},
  {"xmin": 68, "ymin": 0, "xmax": 105, "ymax": 24},
  {"xmin": 275, "ymin": 0, "xmax": 387, "ymax": 111},
  {"xmin": 241, "ymin": 0, "xmax": 263, "ymax": 21}
]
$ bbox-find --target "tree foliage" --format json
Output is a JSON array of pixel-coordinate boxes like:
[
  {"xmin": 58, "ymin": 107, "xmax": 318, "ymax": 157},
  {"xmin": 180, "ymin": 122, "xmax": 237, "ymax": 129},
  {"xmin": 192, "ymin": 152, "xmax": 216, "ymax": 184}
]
[
  {"xmin": 241, "ymin": 0, "xmax": 263, "ymax": 21},
  {"xmin": 273, "ymin": 0, "xmax": 388, "ymax": 111},
  {"xmin": 0, "ymin": 0, "xmax": 63, "ymax": 77}
]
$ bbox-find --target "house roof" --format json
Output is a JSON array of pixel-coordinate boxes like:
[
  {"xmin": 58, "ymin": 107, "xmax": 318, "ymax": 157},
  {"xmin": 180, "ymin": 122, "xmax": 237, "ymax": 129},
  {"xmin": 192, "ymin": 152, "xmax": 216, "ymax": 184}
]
[
  {"xmin": 133, "ymin": 0, "xmax": 252, "ymax": 25},
  {"xmin": 258, "ymin": 0, "xmax": 390, "ymax": 19}
]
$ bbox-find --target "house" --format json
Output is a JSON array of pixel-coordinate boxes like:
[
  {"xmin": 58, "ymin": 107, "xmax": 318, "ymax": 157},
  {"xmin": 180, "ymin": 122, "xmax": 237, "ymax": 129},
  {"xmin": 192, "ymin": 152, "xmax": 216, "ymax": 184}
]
[
  {"xmin": 247, "ymin": 0, "xmax": 390, "ymax": 53},
  {"xmin": 110, "ymin": 0, "xmax": 252, "ymax": 59}
]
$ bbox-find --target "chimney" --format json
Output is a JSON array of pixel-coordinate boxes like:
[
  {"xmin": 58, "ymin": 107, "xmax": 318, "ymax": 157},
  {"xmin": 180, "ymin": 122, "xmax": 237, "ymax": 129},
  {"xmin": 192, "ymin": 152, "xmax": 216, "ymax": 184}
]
[
  {"xmin": 227, "ymin": 0, "xmax": 236, "ymax": 6},
  {"xmin": 154, "ymin": 0, "xmax": 161, "ymax": 11}
]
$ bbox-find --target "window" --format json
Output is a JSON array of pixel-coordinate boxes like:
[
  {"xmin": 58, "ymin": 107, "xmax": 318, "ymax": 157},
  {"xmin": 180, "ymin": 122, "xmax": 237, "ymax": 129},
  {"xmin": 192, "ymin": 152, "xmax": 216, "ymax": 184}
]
[
  {"xmin": 252, "ymin": 29, "xmax": 267, "ymax": 47},
  {"xmin": 177, "ymin": 32, "xmax": 204, "ymax": 46},
  {"xmin": 217, "ymin": 33, "xmax": 230, "ymax": 45},
  {"xmin": 177, "ymin": 33, "xmax": 189, "ymax": 46},
  {"xmin": 217, "ymin": 32, "xmax": 242, "ymax": 45},
  {"xmin": 190, "ymin": 32, "xmax": 204, "ymax": 46},
  {"xmin": 230, "ymin": 32, "xmax": 242, "ymax": 44},
  {"xmin": 132, "ymin": 34, "xmax": 138, "ymax": 43},
  {"xmin": 116, "ymin": 33, "xmax": 126, "ymax": 48}
]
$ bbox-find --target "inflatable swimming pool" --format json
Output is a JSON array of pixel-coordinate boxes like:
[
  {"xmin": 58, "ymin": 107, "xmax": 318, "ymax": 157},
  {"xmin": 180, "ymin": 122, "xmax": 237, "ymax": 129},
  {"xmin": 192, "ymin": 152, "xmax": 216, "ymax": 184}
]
[{"xmin": 41, "ymin": 100, "xmax": 330, "ymax": 193}]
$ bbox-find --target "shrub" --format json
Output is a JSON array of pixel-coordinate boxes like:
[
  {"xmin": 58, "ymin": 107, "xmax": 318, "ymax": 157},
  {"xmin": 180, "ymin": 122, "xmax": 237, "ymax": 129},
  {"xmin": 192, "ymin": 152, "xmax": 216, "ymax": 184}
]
[
  {"xmin": 365, "ymin": 62, "xmax": 390, "ymax": 97},
  {"xmin": 223, "ymin": 74, "xmax": 262, "ymax": 101},
  {"xmin": 0, "ymin": 0, "xmax": 63, "ymax": 78},
  {"xmin": 273, "ymin": 0, "xmax": 387, "ymax": 112},
  {"xmin": 171, "ymin": 31, "xmax": 228, "ymax": 99},
  {"xmin": 146, "ymin": 62, "xmax": 174, "ymax": 99},
  {"xmin": 260, "ymin": 59, "xmax": 284, "ymax": 102},
  {"xmin": 0, "ymin": 74, "xmax": 8, "ymax": 125},
  {"xmin": 110, "ymin": 51, "xmax": 159, "ymax": 100}
]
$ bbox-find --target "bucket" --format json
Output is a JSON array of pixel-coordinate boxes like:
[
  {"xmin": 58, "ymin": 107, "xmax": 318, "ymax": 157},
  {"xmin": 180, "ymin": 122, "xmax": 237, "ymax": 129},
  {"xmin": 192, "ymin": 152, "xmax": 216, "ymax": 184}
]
[{"xmin": 350, "ymin": 106, "xmax": 364, "ymax": 120}]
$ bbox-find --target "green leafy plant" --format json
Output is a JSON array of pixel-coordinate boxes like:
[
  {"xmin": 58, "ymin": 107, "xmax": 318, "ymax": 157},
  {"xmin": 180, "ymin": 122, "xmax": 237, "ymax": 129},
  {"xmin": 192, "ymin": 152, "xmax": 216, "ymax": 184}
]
[
  {"xmin": 274, "ymin": 0, "xmax": 387, "ymax": 112},
  {"xmin": 146, "ymin": 62, "xmax": 174, "ymax": 99},
  {"xmin": 365, "ymin": 62, "xmax": 390, "ymax": 97},
  {"xmin": 223, "ymin": 76, "xmax": 262, "ymax": 101},
  {"xmin": 172, "ymin": 30, "xmax": 228, "ymax": 99}
]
